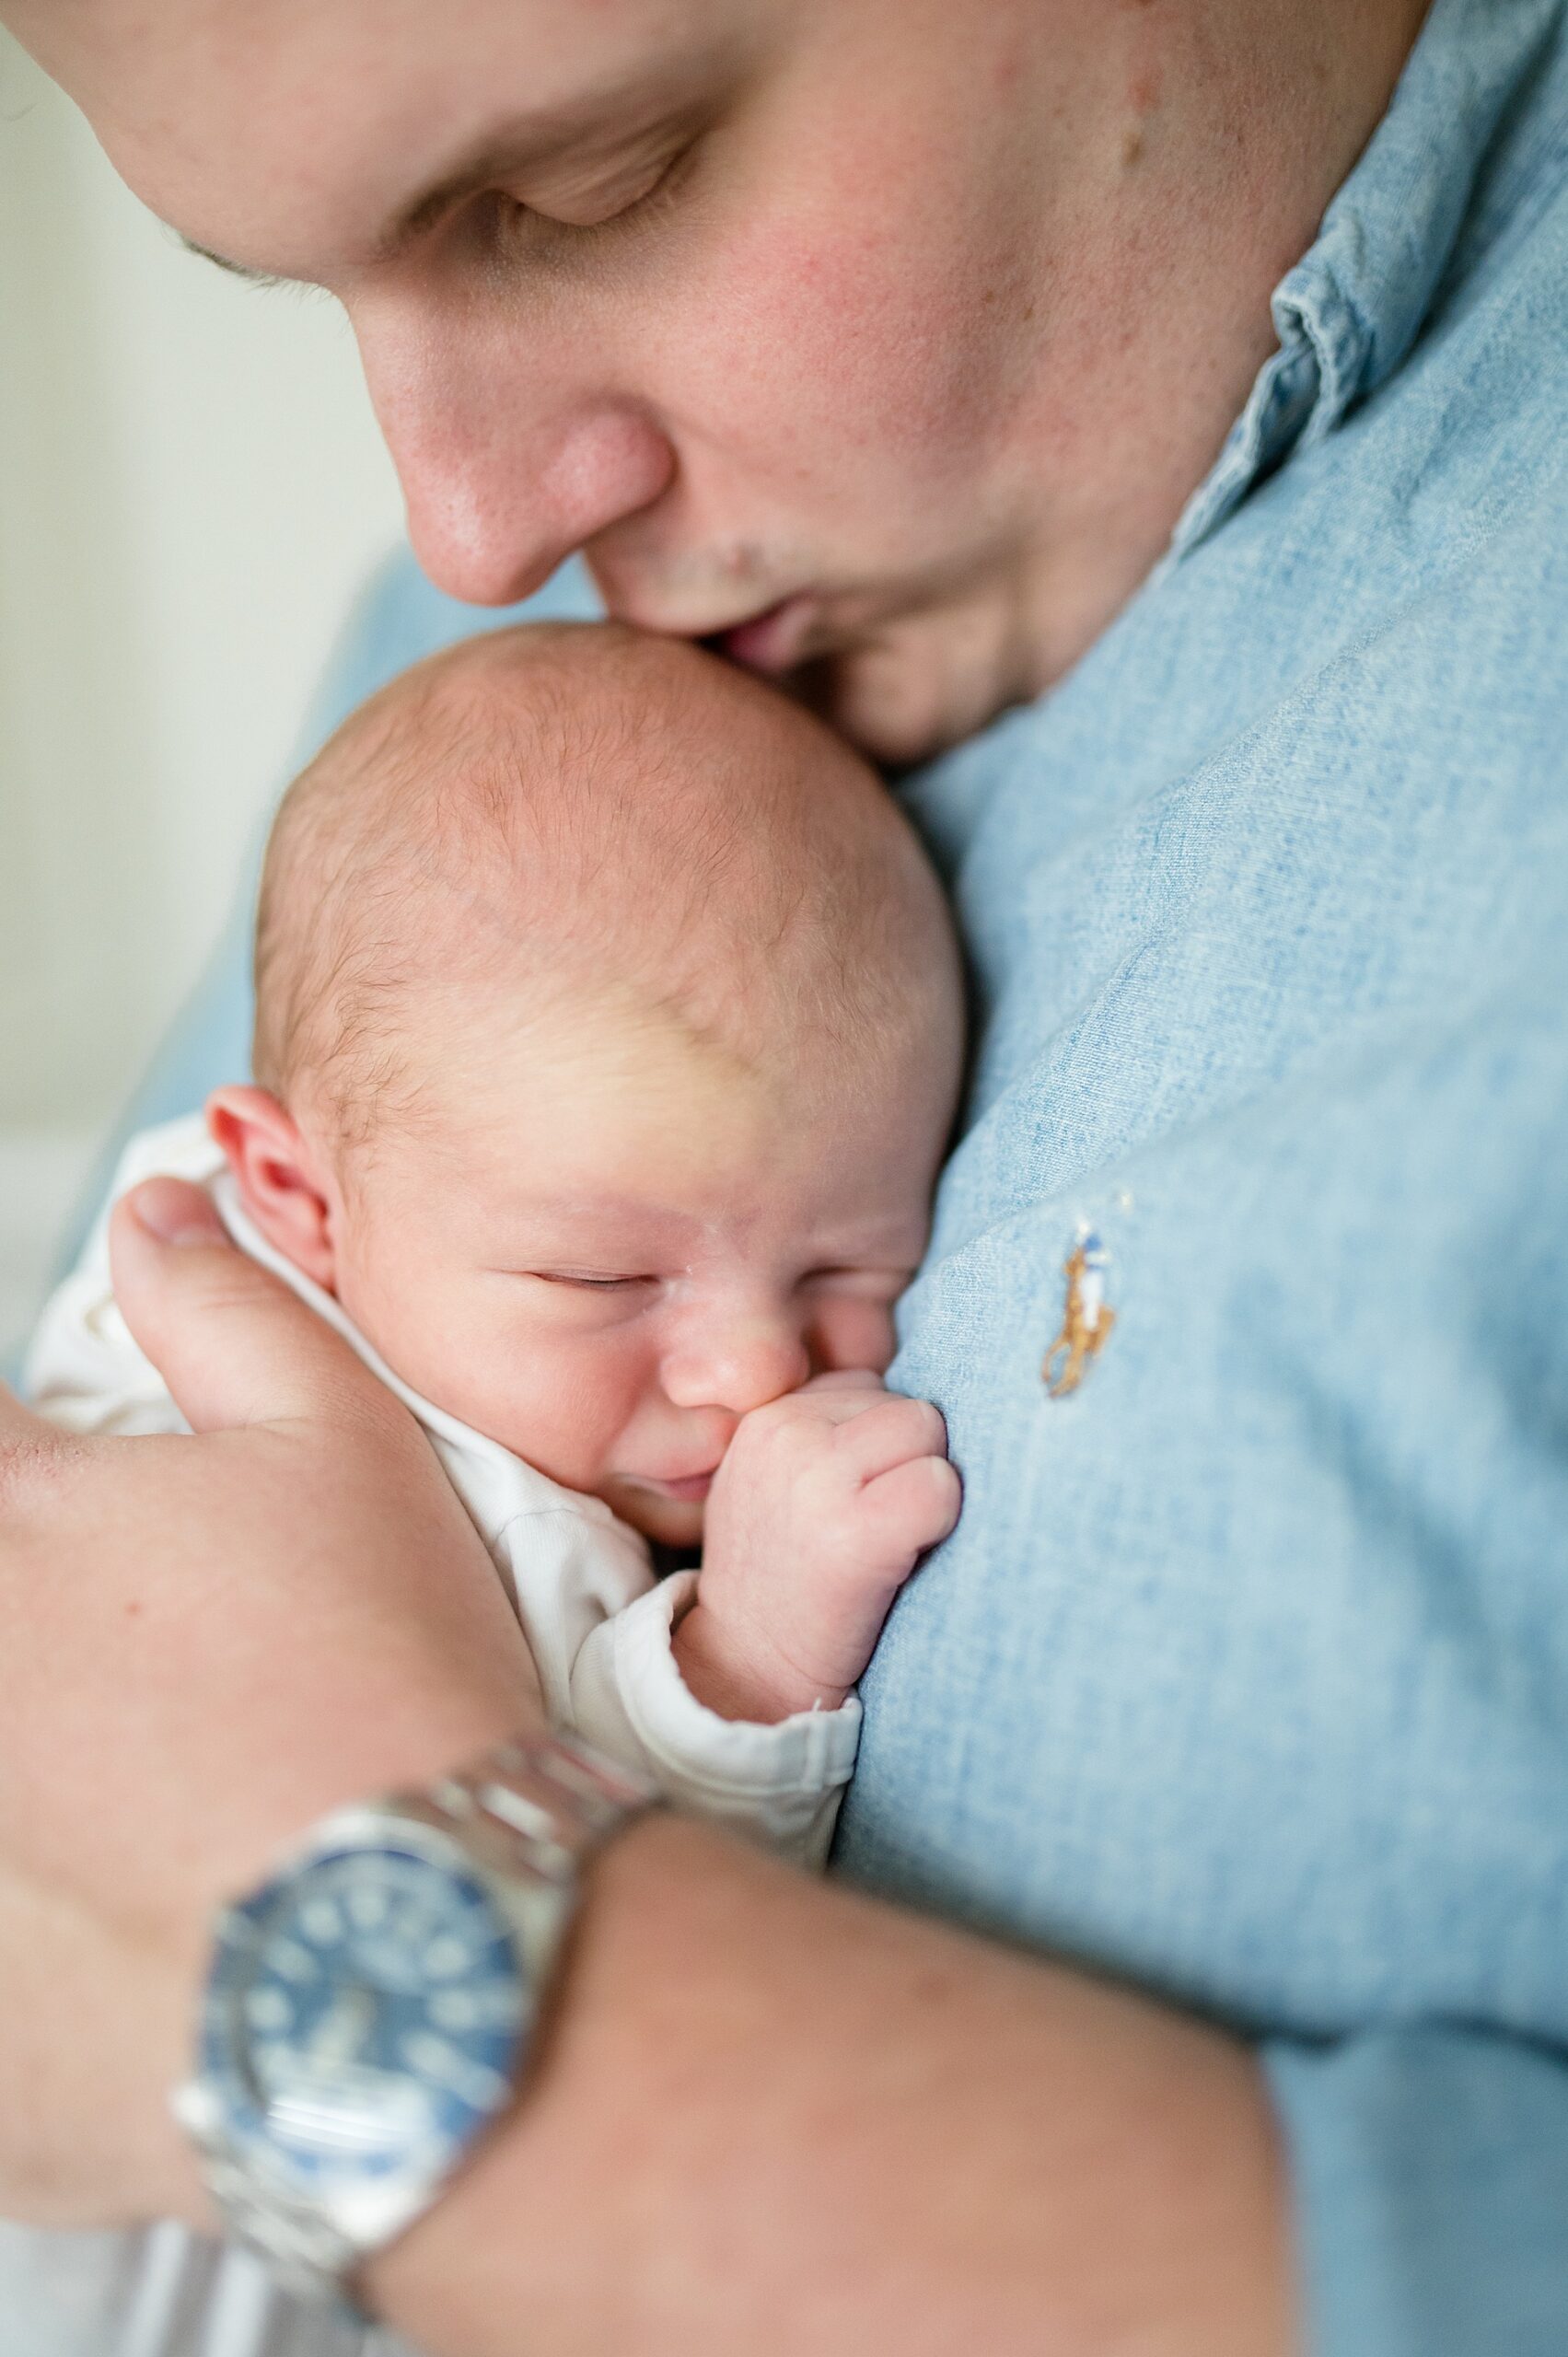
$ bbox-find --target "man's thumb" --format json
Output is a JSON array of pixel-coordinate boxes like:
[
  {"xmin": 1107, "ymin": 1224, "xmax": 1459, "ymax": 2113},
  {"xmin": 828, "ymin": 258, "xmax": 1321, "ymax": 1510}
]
[{"xmin": 109, "ymin": 1178, "xmax": 390, "ymax": 1434}]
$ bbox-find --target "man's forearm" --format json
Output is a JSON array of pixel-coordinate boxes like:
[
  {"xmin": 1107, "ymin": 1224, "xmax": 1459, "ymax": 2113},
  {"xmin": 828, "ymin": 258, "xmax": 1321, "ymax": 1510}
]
[
  {"xmin": 0, "ymin": 1193, "xmax": 1293, "ymax": 2348},
  {"xmin": 376, "ymin": 1814, "xmax": 1295, "ymax": 2356}
]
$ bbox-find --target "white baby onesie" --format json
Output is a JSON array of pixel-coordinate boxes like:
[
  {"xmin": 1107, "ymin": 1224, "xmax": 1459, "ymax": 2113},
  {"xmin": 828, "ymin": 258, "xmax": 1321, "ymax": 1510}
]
[{"xmin": 27, "ymin": 1115, "xmax": 860, "ymax": 1870}]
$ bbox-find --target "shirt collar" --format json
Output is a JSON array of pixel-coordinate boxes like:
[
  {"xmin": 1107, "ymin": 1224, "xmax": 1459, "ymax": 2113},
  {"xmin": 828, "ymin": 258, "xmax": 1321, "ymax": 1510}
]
[{"xmin": 1172, "ymin": 0, "xmax": 1566, "ymax": 555}]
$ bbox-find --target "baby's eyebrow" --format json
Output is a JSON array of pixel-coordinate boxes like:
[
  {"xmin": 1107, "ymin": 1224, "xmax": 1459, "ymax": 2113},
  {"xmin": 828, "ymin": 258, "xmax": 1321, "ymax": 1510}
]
[{"xmin": 489, "ymin": 1194, "xmax": 700, "ymax": 1247}]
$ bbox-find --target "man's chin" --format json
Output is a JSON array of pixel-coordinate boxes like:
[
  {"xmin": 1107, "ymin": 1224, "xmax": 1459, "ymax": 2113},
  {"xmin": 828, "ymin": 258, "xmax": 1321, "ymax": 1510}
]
[
  {"xmin": 596, "ymin": 555, "xmax": 1033, "ymax": 762},
  {"xmin": 793, "ymin": 633, "xmax": 1027, "ymax": 768}
]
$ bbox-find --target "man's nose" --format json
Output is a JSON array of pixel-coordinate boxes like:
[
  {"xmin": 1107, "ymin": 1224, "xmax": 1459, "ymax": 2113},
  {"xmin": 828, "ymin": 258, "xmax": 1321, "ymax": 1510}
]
[
  {"xmin": 349, "ymin": 293, "xmax": 677, "ymax": 608},
  {"xmin": 662, "ymin": 1315, "xmax": 812, "ymax": 1419}
]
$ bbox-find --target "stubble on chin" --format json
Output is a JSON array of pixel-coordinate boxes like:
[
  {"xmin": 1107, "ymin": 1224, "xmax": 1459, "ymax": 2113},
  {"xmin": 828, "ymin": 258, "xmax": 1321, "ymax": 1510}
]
[{"xmin": 799, "ymin": 610, "xmax": 1035, "ymax": 771}]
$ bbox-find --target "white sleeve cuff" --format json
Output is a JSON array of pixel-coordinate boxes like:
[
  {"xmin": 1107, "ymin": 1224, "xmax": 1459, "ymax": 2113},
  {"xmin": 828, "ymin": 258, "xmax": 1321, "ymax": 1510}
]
[{"xmin": 599, "ymin": 1572, "xmax": 861, "ymax": 1868}]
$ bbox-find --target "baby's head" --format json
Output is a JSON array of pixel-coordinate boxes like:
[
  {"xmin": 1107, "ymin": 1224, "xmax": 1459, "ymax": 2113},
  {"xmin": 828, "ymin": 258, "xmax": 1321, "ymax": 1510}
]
[{"xmin": 213, "ymin": 623, "xmax": 962, "ymax": 1545}]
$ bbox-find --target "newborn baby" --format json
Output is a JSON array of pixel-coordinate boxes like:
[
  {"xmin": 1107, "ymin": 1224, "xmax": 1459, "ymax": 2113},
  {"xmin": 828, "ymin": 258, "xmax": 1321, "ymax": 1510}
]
[{"xmin": 30, "ymin": 624, "xmax": 963, "ymax": 1866}]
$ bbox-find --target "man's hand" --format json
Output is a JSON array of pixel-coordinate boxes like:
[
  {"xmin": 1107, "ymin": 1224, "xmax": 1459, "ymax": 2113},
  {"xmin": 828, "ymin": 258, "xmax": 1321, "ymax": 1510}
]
[
  {"xmin": 674, "ymin": 1370, "xmax": 961, "ymax": 1722},
  {"xmin": 0, "ymin": 1177, "xmax": 541, "ymax": 2228},
  {"xmin": 0, "ymin": 1180, "xmax": 1291, "ymax": 2357}
]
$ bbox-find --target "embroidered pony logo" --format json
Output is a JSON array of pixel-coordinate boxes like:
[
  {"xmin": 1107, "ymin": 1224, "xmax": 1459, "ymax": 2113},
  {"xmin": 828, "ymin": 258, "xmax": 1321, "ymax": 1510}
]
[{"xmin": 1042, "ymin": 1230, "xmax": 1116, "ymax": 1399}]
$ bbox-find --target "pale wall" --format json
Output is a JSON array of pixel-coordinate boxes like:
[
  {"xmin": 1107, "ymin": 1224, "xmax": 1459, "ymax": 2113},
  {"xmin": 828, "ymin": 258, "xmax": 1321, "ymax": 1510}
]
[{"xmin": 0, "ymin": 29, "xmax": 406, "ymax": 1348}]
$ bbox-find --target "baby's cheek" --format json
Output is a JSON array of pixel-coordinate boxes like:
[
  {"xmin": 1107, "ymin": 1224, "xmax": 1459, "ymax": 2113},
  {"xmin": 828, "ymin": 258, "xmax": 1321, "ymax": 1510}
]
[
  {"xmin": 482, "ymin": 1338, "xmax": 638, "ymax": 1490},
  {"xmin": 814, "ymin": 1298, "xmax": 898, "ymax": 1376},
  {"xmin": 354, "ymin": 1293, "xmax": 615, "ymax": 1488}
]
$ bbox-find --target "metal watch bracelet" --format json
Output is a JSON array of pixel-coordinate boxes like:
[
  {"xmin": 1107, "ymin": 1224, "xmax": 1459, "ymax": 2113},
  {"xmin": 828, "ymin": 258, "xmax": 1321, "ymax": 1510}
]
[{"xmin": 180, "ymin": 1729, "xmax": 658, "ymax": 2316}]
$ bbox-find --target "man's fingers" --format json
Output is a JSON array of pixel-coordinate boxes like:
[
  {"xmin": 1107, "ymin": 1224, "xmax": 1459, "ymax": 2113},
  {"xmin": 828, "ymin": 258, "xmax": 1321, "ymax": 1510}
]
[
  {"xmin": 0, "ymin": 1380, "xmax": 64, "ymax": 1515},
  {"xmin": 109, "ymin": 1179, "xmax": 398, "ymax": 1435},
  {"xmin": 0, "ymin": 1379, "xmax": 49, "ymax": 1450}
]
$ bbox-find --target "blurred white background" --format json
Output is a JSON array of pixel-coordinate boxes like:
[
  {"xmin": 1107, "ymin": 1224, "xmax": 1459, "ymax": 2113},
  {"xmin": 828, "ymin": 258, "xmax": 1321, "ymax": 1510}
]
[{"xmin": 0, "ymin": 28, "xmax": 405, "ymax": 1357}]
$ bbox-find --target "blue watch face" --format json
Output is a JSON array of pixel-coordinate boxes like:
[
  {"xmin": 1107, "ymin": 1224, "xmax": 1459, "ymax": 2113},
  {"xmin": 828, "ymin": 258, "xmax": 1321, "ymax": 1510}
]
[{"xmin": 203, "ymin": 1840, "xmax": 528, "ymax": 2189}]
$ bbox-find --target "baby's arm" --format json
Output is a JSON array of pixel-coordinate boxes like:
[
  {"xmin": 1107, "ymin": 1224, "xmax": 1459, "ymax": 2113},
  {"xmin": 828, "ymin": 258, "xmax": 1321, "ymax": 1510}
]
[
  {"xmin": 559, "ymin": 1376, "xmax": 956, "ymax": 1870},
  {"xmin": 674, "ymin": 1370, "xmax": 962, "ymax": 1723},
  {"xmin": 565, "ymin": 1569, "xmax": 863, "ymax": 1868}
]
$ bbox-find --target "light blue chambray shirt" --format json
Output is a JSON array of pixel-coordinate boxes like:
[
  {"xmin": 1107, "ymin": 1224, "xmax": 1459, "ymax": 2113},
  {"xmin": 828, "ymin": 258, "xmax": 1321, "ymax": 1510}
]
[{"xmin": 26, "ymin": 1, "xmax": 1568, "ymax": 2350}]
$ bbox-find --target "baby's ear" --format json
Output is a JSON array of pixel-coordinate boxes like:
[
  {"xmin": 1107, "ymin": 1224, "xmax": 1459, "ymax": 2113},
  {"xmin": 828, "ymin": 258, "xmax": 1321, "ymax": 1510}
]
[{"xmin": 205, "ymin": 1086, "xmax": 337, "ymax": 1291}]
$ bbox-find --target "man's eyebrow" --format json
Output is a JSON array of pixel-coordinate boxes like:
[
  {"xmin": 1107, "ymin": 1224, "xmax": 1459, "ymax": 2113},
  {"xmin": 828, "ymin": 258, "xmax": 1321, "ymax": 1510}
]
[
  {"xmin": 389, "ymin": 104, "xmax": 655, "ymax": 249},
  {"xmin": 384, "ymin": 82, "xmax": 690, "ymax": 254},
  {"xmin": 175, "ymin": 99, "xmax": 660, "ymax": 283},
  {"xmin": 389, "ymin": 135, "xmax": 545, "ymax": 250},
  {"xmin": 175, "ymin": 56, "xmax": 723, "ymax": 285}
]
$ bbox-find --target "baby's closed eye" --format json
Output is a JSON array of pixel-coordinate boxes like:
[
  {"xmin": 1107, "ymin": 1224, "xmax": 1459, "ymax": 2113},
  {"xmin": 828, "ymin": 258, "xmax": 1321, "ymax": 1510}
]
[
  {"xmin": 483, "ymin": 1269, "xmax": 663, "ymax": 1323},
  {"xmin": 530, "ymin": 1271, "xmax": 657, "ymax": 1292}
]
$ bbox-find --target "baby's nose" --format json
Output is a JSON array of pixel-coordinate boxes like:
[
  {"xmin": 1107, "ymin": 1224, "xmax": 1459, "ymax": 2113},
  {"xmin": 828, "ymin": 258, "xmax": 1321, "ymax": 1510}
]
[{"xmin": 662, "ymin": 1317, "xmax": 811, "ymax": 1417}]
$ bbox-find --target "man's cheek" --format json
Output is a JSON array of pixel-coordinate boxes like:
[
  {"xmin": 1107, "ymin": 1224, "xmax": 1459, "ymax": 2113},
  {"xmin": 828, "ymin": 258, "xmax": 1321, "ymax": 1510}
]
[{"xmin": 696, "ymin": 212, "xmax": 994, "ymax": 468}]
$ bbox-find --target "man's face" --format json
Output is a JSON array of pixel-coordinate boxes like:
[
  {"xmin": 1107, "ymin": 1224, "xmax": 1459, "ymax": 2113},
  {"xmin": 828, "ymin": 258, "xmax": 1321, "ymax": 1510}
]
[{"xmin": 10, "ymin": 0, "xmax": 1276, "ymax": 759}]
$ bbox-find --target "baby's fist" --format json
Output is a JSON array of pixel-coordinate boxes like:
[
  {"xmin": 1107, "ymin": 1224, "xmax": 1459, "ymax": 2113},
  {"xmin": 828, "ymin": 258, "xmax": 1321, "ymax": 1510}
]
[{"xmin": 679, "ymin": 1372, "xmax": 961, "ymax": 1723}]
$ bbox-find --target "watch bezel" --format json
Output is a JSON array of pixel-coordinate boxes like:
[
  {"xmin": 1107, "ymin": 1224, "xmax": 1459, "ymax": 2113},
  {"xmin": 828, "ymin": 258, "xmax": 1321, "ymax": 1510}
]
[{"xmin": 175, "ymin": 1797, "xmax": 567, "ymax": 2254}]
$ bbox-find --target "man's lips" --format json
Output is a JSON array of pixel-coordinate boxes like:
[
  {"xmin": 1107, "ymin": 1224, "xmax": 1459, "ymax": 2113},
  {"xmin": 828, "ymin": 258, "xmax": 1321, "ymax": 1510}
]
[
  {"xmin": 591, "ymin": 560, "xmax": 830, "ymax": 676},
  {"xmin": 711, "ymin": 593, "xmax": 818, "ymax": 678}
]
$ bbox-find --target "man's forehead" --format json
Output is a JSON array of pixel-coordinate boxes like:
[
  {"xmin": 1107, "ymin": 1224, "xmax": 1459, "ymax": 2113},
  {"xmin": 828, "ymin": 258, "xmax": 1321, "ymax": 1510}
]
[{"xmin": 6, "ymin": 0, "xmax": 733, "ymax": 280}]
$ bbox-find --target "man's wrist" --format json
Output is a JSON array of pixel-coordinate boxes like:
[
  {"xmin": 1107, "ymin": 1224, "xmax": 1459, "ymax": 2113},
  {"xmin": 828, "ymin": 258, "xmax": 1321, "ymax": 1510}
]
[
  {"xmin": 169, "ymin": 1727, "xmax": 656, "ymax": 2310},
  {"xmin": 138, "ymin": 1687, "xmax": 552, "ymax": 2236},
  {"xmin": 362, "ymin": 1806, "xmax": 705, "ymax": 2337},
  {"xmin": 363, "ymin": 1809, "xmax": 1292, "ymax": 2357}
]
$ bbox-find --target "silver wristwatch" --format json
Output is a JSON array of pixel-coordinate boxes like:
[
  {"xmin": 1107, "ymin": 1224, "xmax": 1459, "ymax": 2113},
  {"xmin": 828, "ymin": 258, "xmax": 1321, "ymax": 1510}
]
[{"xmin": 173, "ymin": 1731, "xmax": 656, "ymax": 2316}]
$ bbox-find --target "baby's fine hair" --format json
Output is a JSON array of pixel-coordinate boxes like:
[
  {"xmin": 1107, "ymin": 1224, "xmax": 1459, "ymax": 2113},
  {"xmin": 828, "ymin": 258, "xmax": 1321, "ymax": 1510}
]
[{"xmin": 252, "ymin": 622, "xmax": 957, "ymax": 1145}]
